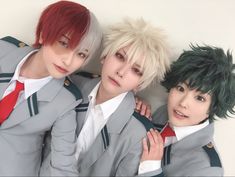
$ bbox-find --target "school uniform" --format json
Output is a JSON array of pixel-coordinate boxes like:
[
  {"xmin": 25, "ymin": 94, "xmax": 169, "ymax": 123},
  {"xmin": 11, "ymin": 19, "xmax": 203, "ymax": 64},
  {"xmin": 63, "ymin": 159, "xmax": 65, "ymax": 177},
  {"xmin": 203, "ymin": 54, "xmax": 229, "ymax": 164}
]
[
  {"xmin": 71, "ymin": 74, "xmax": 154, "ymax": 176},
  {"xmin": 0, "ymin": 37, "xmax": 81, "ymax": 176},
  {"xmin": 142, "ymin": 105, "xmax": 223, "ymax": 177}
]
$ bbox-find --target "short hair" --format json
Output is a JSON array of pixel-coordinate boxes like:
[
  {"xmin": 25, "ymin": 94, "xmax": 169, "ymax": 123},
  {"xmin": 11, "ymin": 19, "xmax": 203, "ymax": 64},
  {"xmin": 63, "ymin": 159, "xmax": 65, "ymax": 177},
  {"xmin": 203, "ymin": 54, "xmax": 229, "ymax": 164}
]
[
  {"xmin": 34, "ymin": 1, "xmax": 89, "ymax": 49},
  {"xmin": 33, "ymin": 1, "xmax": 102, "ymax": 65},
  {"xmin": 101, "ymin": 18, "xmax": 170, "ymax": 90},
  {"xmin": 78, "ymin": 12, "xmax": 103, "ymax": 64},
  {"xmin": 162, "ymin": 45, "xmax": 235, "ymax": 121}
]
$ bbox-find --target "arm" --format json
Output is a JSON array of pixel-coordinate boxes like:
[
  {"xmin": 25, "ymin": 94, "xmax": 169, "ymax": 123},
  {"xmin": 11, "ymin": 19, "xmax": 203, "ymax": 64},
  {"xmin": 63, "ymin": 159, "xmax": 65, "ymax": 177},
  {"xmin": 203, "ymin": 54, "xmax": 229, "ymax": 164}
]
[
  {"xmin": 115, "ymin": 139, "xmax": 143, "ymax": 176},
  {"xmin": 50, "ymin": 109, "xmax": 78, "ymax": 176}
]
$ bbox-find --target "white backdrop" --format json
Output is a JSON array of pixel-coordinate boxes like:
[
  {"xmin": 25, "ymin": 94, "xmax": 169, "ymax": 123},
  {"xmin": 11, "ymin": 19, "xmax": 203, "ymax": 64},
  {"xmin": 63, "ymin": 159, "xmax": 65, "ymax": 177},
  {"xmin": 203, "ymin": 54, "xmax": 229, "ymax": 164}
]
[{"xmin": 0, "ymin": 0, "xmax": 234, "ymax": 176}]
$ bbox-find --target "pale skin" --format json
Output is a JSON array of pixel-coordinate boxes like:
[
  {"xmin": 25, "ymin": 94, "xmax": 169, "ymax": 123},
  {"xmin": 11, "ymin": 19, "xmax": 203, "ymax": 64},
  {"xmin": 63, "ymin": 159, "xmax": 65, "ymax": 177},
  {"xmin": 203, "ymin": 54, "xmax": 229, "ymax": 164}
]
[
  {"xmin": 141, "ymin": 82, "xmax": 212, "ymax": 161},
  {"xmin": 96, "ymin": 46, "xmax": 143, "ymax": 105},
  {"xmin": 20, "ymin": 35, "xmax": 88, "ymax": 79},
  {"xmin": 135, "ymin": 96, "xmax": 152, "ymax": 119}
]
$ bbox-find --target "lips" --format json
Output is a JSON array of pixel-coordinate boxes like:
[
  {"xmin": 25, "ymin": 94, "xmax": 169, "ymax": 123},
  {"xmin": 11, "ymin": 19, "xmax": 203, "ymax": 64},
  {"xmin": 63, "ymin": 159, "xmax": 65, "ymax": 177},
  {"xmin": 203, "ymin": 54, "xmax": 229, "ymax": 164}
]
[
  {"xmin": 173, "ymin": 109, "xmax": 188, "ymax": 119},
  {"xmin": 54, "ymin": 64, "xmax": 68, "ymax": 74},
  {"xmin": 108, "ymin": 76, "xmax": 121, "ymax": 87}
]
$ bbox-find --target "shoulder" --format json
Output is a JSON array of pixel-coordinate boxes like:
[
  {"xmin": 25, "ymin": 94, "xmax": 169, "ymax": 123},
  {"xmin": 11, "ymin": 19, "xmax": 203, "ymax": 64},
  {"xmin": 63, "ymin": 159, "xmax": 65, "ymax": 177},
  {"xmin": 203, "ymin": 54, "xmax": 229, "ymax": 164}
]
[
  {"xmin": 70, "ymin": 71, "xmax": 100, "ymax": 96},
  {"xmin": 1, "ymin": 36, "xmax": 28, "ymax": 48},
  {"xmin": 121, "ymin": 111, "xmax": 154, "ymax": 141},
  {"xmin": 132, "ymin": 111, "xmax": 154, "ymax": 131},
  {"xmin": 152, "ymin": 104, "xmax": 168, "ymax": 125},
  {"xmin": 63, "ymin": 77, "xmax": 82, "ymax": 101},
  {"xmin": 202, "ymin": 142, "xmax": 222, "ymax": 168},
  {"xmin": 0, "ymin": 36, "xmax": 29, "ymax": 58}
]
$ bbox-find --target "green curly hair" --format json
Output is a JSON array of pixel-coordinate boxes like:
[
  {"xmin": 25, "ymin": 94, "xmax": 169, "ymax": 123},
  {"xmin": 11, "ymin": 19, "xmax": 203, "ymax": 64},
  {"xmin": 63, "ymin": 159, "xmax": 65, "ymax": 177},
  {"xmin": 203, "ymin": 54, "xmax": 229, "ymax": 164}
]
[{"xmin": 161, "ymin": 44, "xmax": 235, "ymax": 121}]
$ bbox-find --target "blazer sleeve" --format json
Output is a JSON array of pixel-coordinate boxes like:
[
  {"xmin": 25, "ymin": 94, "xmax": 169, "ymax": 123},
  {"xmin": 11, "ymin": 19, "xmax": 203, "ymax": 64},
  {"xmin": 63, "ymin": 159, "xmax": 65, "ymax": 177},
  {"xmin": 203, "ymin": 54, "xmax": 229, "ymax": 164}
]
[
  {"xmin": 49, "ymin": 109, "xmax": 79, "ymax": 176},
  {"xmin": 115, "ymin": 139, "xmax": 143, "ymax": 176}
]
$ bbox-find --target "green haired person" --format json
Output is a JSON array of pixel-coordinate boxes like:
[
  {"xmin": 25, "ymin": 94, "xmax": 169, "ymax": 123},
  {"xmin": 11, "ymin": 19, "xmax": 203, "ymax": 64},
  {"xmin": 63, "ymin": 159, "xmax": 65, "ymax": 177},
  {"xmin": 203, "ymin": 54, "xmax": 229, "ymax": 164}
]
[{"xmin": 138, "ymin": 45, "xmax": 235, "ymax": 176}]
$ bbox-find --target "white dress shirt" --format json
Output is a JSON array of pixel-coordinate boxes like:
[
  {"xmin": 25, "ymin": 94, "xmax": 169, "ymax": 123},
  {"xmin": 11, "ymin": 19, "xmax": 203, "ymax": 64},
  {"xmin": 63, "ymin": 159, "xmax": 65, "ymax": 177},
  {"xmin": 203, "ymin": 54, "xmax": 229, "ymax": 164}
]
[
  {"xmin": 75, "ymin": 82, "xmax": 127, "ymax": 160},
  {"xmin": 2, "ymin": 50, "xmax": 52, "ymax": 105},
  {"xmin": 138, "ymin": 120, "xmax": 209, "ymax": 174}
]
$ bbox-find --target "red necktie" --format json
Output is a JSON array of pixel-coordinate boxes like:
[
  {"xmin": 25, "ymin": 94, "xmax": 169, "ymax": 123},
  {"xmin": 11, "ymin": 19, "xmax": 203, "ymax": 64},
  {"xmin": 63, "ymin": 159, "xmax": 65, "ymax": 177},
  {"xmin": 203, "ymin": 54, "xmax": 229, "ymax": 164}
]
[
  {"xmin": 161, "ymin": 124, "xmax": 175, "ymax": 142},
  {"xmin": 0, "ymin": 81, "xmax": 24, "ymax": 124}
]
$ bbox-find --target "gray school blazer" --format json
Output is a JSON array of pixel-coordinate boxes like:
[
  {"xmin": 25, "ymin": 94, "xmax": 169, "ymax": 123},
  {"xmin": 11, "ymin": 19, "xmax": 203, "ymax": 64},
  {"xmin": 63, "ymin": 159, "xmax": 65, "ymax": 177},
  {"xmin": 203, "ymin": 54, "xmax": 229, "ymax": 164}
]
[
  {"xmin": 71, "ymin": 74, "xmax": 154, "ymax": 176},
  {"xmin": 142, "ymin": 105, "xmax": 223, "ymax": 177},
  {"xmin": 0, "ymin": 38, "xmax": 82, "ymax": 176}
]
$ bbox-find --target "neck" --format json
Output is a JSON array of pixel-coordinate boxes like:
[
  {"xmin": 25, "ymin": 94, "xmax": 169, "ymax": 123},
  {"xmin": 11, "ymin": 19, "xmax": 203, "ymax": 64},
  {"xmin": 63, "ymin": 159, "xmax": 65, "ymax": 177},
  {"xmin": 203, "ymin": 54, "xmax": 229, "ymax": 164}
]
[
  {"xmin": 20, "ymin": 50, "xmax": 49, "ymax": 79},
  {"xmin": 95, "ymin": 84, "xmax": 116, "ymax": 105}
]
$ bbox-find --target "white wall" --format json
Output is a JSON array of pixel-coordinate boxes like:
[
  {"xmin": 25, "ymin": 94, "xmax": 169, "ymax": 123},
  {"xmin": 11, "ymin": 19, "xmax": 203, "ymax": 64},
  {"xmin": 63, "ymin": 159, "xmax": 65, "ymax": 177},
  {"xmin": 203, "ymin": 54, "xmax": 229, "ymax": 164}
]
[{"xmin": 0, "ymin": 0, "xmax": 234, "ymax": 175}]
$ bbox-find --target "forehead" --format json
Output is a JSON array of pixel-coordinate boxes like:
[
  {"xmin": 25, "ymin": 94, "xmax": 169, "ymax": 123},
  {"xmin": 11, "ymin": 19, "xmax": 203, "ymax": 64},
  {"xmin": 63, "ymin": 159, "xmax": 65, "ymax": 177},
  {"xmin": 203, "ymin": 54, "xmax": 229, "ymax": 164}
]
[
  {"xmin": 118, "ymin": 46, "xmax": 145, "ymax": 67},
  {"xmin": 180, "ymin": 82, "xmax": 212, "ymax": 96}
]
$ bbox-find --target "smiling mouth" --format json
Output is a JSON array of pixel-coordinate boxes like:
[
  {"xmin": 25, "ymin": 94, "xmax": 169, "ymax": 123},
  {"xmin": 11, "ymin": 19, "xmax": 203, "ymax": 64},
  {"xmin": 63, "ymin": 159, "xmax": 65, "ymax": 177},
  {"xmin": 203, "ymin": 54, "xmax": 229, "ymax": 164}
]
[
  {"xmin": 173, "ymin": 110, "xmax": 188, "ymax": 119},
  {"xmin": 108, "ymin": 77, "xmax": 121, "ymax": 87},
  {"xmin": 54, "ymin": 64, "xmax": 68, "ymax": 74}
]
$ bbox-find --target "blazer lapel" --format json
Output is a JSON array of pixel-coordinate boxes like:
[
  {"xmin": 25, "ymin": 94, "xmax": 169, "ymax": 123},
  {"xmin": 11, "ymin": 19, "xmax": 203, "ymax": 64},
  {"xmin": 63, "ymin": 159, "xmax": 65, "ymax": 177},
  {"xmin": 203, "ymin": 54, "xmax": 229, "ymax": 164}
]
[
  {"xmin": 78, "ymin": 92, "xmax": 136, "ymax": 171},
  {"xmin": 0, "ymin": 100, "xmax": 31, "ymax": 129},
  {"xmin": 78, "ymin": 130, "xmax": 106, "ymax": 171},
  {"xmin": 0, "ymin": 78, "xmax": 65, "ymax": 129}
]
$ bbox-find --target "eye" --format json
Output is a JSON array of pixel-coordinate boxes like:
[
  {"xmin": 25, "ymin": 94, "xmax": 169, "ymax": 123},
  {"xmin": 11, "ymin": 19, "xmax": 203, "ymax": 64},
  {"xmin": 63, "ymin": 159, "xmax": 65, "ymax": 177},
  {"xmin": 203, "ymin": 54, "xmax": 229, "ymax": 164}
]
[
  {"xmin": 77, "ymin": 52, "xmax": 88, "ymax": 60},
  {"xmin": 196, "ymin": 95, "xmax": 206, "ymax": 102},
  {"xmin": 58, "ymin": 40, "xmax": 68, "ymax": 48},
  {"xmin": 132, "ymin": 67, "xmax": 143, "ymax": 76},
  {"xmin": 176, "ymin": 85, "xmax": 184, "ymax": 92},
  {"xmin": 115, "ymin": 52, "xmax": 125, "ymax": 62}
]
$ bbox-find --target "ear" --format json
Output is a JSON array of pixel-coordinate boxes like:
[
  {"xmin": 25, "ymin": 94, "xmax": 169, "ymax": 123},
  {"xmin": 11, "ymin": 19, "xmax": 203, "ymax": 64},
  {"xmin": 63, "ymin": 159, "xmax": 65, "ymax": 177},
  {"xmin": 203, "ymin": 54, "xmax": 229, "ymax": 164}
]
[
  {"xmin": 39, "ymin": 33, "xmax": 43, "ymax": 44},
  {"xmin": 100, "ymin": 56, "xmax": 106, "ymax": 64}
]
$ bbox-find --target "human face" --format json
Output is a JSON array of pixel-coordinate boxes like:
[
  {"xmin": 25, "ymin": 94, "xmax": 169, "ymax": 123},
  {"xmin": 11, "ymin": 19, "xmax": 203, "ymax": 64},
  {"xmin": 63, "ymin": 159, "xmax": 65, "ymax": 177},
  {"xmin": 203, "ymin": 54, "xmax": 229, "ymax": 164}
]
[
  {"xmin": 167, "ymin": 82, "xmax": 211, "ymax": 127},
  {"xmin": 100, "ymin": 46, "xmax": 143, "ymax": 99},
  {"xmin": 39, "ymin": 35, "xmax": 88, "ymax": 79}
]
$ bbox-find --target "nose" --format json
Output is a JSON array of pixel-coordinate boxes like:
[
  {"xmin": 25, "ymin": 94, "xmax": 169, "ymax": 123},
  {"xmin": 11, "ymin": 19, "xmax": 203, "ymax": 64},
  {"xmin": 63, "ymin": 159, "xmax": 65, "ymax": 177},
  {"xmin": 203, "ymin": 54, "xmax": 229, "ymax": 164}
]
[
  {"xmin": 62, "ymin": 52, "xmax": 74, "ymax": 66},
  {"xmin": 179, "ymin": 94, "xmax": 189, "ymax": 109},
  {"xmin": 116, "ymin": 63, "xmax": 130, "ymax": 78}
]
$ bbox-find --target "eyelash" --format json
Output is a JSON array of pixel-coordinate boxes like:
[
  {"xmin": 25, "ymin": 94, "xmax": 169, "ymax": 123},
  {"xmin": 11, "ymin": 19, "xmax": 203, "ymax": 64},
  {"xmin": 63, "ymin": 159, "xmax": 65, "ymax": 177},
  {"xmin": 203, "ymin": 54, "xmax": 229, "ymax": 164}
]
[
  {"xmin": 196, "ymin": 95, "xmax": 206, "ymax": 102},
  {"xmin": 176, "ymin": 85, "xmax": 206, "ymax": 102},
  {"xmin": 115, "ymin": 52, "xmax": 125, "ymax": 61},
  {"xmin": 78, "ymin": 52, "xmax": 87, "ymax": 59},
  {"xmin": 58, "ymin": 40, "xmax": 68, "ymax": 48},
  {"xmin": 132, "ymin": 67, "xmax": 143, "ymax": 76},
  {"xmin": 176, "ymin": 85, "xmax": 184, "ymax": 92}
]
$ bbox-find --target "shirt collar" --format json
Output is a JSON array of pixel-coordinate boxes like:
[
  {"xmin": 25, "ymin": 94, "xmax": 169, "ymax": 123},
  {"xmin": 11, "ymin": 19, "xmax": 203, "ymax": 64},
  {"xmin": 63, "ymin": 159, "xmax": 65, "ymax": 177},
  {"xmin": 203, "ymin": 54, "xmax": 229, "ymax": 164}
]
[
  {"xmin": 88, "ymin": 82, "xmax": 128, "ymax": 120},
  {"xmin": 172, "ymin": 120, "xmax": 209, "ymax": 141},
  {"xmin": 10, "ymin": 49, "xmax": 52, "ymax": 99}
]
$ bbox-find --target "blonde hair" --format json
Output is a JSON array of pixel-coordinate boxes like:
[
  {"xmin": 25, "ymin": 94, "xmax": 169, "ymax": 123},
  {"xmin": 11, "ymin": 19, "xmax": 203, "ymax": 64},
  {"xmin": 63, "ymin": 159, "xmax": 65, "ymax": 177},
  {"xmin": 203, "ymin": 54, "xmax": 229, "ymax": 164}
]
[{"xmin": 101, "ymin": 18, "xmax": 170, "ymax": 90}]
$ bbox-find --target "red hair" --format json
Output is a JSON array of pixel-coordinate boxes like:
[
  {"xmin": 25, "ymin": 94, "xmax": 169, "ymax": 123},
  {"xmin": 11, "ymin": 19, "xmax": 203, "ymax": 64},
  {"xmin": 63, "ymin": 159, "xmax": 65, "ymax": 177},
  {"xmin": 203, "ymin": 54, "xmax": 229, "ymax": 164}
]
[{"xmin": 33, "ymin": 1, "xmax": 90, "ymax": 49}]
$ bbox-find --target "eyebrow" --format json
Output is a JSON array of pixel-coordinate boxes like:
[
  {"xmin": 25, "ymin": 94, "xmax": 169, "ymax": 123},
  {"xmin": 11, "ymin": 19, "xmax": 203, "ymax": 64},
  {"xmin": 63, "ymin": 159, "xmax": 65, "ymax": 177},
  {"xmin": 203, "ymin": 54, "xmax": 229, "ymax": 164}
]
[
  {"xmin": 119, "ymin": 48, "xmax": 128, "ymax": 58},
  {"xmin": 133, "ymin": 63, "xmax": 141, "ymax": 68}
]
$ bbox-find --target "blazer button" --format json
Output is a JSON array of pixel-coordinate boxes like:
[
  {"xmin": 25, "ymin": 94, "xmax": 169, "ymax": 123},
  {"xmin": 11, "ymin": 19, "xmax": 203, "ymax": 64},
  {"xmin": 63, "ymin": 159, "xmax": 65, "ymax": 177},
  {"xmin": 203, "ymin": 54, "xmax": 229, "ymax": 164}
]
[
  {"xmin": 64, "ymin": 79, "xmax": 70, "ymax": 86},
  {"xmin": 206, "ymin": 142, "xmax": 214, "ymax": 148},
  {"xmin": 18, "ymin": 42, "xmax": 26, "ymax": 48}
]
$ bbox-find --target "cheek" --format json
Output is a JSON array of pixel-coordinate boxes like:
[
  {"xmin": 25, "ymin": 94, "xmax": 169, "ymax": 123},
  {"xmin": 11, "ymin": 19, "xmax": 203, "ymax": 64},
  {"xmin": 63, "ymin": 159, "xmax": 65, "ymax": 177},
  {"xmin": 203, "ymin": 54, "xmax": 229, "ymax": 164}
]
[{"xmin": 72, "ymin": 60, "xmax": 85, "ymax": 70}]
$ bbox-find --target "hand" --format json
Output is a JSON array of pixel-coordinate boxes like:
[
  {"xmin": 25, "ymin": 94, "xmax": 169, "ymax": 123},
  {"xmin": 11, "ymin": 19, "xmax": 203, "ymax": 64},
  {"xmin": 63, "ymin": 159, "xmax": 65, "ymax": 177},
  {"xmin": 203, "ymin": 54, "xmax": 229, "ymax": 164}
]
[
  {"xmin": 141, "ymin": 129, "xmax": 164, "ymax": 162},
  {"xmin": 135, "ymin": 96, "xmax": 152, "ymax": 119}
]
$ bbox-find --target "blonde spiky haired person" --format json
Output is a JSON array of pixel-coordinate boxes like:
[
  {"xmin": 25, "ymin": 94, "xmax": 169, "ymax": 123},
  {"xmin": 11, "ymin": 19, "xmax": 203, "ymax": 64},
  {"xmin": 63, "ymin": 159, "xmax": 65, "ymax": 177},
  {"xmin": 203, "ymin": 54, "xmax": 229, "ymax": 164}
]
[{"xmin": 72, "ymin": 18, "xmax": 170, "ymax": 176}]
